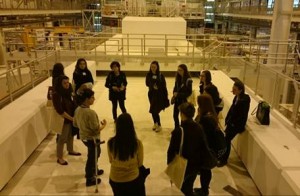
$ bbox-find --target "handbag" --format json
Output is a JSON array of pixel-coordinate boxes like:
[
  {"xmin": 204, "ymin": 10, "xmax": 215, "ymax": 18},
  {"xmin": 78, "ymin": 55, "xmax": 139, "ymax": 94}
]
[
  {"xmin": 46, "ymin": 86, "xmax": 53, "ymax": 107},
  {"xmin": 48, "ymin": 107, "xmax": 64, "ymax": 134},
  {"xmin": 139, "ymin": 165, "xmax": 150, "ymax": 183},
  {"xmin": 165, "ymin": 128, "xmax": 187, "ymax": 189},
  {"xmin": 251, "ymin": 101, "xmax": 270, "ymax": 125}
]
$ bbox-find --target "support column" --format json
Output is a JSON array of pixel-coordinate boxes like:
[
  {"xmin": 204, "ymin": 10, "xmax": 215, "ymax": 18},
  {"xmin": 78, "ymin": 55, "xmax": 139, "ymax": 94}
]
[
  {"xmin": 268, "ymin": 0, "xmax": 293, "ymax": 64},
  {"xmin": 0, "ymin": 29, "xmax": 6, "ymax": 66}
]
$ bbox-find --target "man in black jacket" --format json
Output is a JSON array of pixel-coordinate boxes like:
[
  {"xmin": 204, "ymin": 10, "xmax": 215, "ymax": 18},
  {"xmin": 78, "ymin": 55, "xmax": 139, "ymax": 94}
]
[{"xmin": 218, "ymin": 80, "xmax": 250, "ymax": 167}]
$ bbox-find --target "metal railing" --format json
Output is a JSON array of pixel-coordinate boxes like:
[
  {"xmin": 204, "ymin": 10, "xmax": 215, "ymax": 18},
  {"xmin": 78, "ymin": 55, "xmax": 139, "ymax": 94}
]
[{"xmin": 1, "ymin": 32, "xmax": 299, "ymax": 130}]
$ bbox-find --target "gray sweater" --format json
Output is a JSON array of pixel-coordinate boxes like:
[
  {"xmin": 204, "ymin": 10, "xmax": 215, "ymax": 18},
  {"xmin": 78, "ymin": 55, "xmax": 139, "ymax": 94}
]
[{"xmin": 73, "ymin": 106, "xmax": 100, "ymax": 140}]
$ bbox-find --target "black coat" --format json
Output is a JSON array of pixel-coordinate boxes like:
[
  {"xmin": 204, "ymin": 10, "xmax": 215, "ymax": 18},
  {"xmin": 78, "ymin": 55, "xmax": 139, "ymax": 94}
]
[
  {"xmin": 173, "ymin": 77, "xmax": 193, "ymax": 105},
  {"xmin": 225, "ymin": 93, "xmax": 250, "ymax": 133},
  {"xmin": 105, "ymin": 71, "xmax": 127, "ymax": 101},
  {"xmin": 145, "ymin": 72, "xmax": 169, "ymax": 113},
  {"xmin": 167, "ymin": 119, "xmax": 215, "ymax": 170},
  {"xmin": 72, "ymin": 68, "xmax": 94, "ymax": 92}
]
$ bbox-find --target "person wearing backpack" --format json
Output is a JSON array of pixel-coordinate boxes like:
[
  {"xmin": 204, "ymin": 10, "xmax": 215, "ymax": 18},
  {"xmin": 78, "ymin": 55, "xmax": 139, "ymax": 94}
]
[
  {"xmin": 194, "ymin": 94, "xmax": 225, "ymax": 196},
  {"xmin": 145, "ymin": 61, "xmax": 169, "ymax": 132}
]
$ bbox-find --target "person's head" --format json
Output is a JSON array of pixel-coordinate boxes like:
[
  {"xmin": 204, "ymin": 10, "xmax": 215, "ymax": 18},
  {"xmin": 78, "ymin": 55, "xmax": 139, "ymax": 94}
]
[
  {"xmin": 110, "ymin": 61, "xmax": 121, "ymax": 74},
  {"xmin": 75, "ymin": 58, "xmax": 88, "ymax": 70},
  {"xmin": 197, "ymin": 94, "xmax": 216, "ymax": 116},
  {"xmin": 55, "ymin": 75, "xmax": 72, "ymax": 95},
  {"xmin": 176, "ymin": 64, "xmax": 190, "ymax": 82},
  {"xmin": 52, "ymin": 63, "xmax": 64, "ymax": 78},
  {"xmin": 179, "ymin": 102, "xmax": 195, "ymax": 120},
  {"xmin": 200, "ymin": 70, "xmax": 212, "ymax": 84},
  {"xmin": 76, "ymin": 88, "xmax": 95, "ymax": 106},
  {"xmin": 150, "ymin": 60, "xmax": 160, "ymax": 74},
  {"xmin": 110, "ymin": 113, "xmax": 138, "ymax": 161},
  {"xmin": 232, "ymin": 80, "xmax": 245, "ymax": 96}
]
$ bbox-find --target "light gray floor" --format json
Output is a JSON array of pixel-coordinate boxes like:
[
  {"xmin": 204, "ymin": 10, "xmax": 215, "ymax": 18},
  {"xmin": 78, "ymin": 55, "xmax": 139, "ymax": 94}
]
[{"xmin": 0, "ymin": 77, "xmax": 261, "ymax": 196}]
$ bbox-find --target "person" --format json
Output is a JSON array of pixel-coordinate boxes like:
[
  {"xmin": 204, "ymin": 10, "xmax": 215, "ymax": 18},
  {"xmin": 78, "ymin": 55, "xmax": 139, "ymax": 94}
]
[
  {"xmin": 145, "ymin": 61, "xmax": 169, "ymax": 132},
  {"xmin": 50, "ymin": 63, "xmax": 65, "ymax": 141},
  {"xmin": 218, "ymin": 80, "xmax": 250, "ymax": 167},
  {"xmin": 199, "ymin": 70, "xmax": 223, "ymax": 114},
  {"xmin": 52, "ymin": 75, "xmax": 81, "ymax": 166},
  {"xmin": 73, "ymin": 88, "xmax": 107, "ymax": 186},
  {"xmin": 105, "ymin": 61, "xmax": 127, "ymax": 122},
  {"xmin": 107, "ymin": 113, "xmax": 146, "ymax": 196},
  {"xmin": 167, "ymin": 102, "xmax": 216, "ymax": 196},
  {"xmin": 52, "ymin": 63, "xmax": 65, "ymax": 87},
  {"xmin": 171, "ymin": 64, "xmax": 193, "ymax": 128},
  {"xmin": 72, "ymin": 58, "xmax": 94, "ymax": 93},
  {"xmin": 194, "ymin": 94, "xmax": 219, "ymax": 196}
]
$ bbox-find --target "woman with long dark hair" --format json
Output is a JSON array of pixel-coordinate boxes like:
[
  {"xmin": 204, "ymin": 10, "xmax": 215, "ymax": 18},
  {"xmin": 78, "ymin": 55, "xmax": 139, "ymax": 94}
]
[
  {"xmin": 145, "ymin": 60, "xmax": 169, "ymax": 132},
  {"xmin": 52, "ymin": 75, "xmax": 81, "ymax": 166},
  {"xmin": 171, "ymin": 64, "xmax": 193, "ymax": 128},
  {"xmin": 199, "ymin": 70, "xmax": 223, "ymax": 114},
  {"xmin": 194, "ymin": 94, "xmax": 219, "ymax": 196},
  {"xmin": 108, "ymin": 113, "xmax": 145, "ymax": 196},
  {"xmin": 72, "ymin": 58, "xmax": 94, "ymax": 92}
]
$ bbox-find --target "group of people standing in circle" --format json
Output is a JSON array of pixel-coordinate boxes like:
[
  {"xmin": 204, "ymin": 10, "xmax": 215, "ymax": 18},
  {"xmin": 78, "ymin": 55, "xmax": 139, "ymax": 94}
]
[{"xmin": 50, "ymin": 58, "xmax": 250, "ymax": 196}]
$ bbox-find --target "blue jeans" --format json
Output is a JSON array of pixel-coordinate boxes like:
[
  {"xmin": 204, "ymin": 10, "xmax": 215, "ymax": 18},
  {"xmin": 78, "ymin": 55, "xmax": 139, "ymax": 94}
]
[{"xmin": 82, "ymin": 139, "xmax": 101, "ymax": 179}]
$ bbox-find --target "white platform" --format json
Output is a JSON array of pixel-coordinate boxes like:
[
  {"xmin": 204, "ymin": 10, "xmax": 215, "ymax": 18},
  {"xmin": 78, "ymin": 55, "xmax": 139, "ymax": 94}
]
[{"xmin": 0, "ymin": 61, "xmax": 96, "ymax": 190}]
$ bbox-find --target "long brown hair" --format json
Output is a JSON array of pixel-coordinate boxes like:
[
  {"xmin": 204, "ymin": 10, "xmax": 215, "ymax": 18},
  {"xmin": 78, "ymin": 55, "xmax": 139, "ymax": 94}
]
[{"xmin": 197, "ymin": 94, "xmax": 218, "ymax": 124}]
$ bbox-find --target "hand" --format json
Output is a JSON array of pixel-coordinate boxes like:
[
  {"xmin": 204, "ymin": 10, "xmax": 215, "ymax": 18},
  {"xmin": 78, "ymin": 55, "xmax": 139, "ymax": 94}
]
[
  {"xmin": 101, "ymin": 119, "xmax": 107, "ymax": 126},
  {"xmin": 153, "ymin": 84, "xmax": 158, "ymax": 90},
  {"xmin": 173, "ymin": 92, "xmax": 178, "ymax": 97},
  {"xmin": 112, "ymin": 86, "xmax": 119, "ymax": 91}
]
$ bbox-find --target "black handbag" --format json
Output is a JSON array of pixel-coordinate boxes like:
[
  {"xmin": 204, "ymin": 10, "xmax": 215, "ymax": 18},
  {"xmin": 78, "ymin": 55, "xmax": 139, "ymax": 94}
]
[
  {"xmin": 211, "ymin": 128, "xmax": 227, "ymax": 159},
  {"xmin": 251, "ymin": 101, "xmax": 270, "ymax": 125}
]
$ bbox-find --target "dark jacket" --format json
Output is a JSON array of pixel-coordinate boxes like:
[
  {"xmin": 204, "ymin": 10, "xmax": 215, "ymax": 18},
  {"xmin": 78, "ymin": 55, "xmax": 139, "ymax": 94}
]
[
  {"xmin": 105, "ymin": 71, "xmax": 127, "ymax": 101},
  {"xmin": 225, "ymin": 93, "xmax": 251, "ymax": 133},
  {"xmin": 167, "ymin": 119, "xmax": 214, "ymax": 170},
  {"xmin": 200, "ymin": 82, "xmax": 223, "ymax": 112},
  {"xmin": 72, "ymin": 68, "xmax": 94, "ymax": 92},
  {"xmin": 52, "ymin": 84, "xmax": 76, "ymax": 124},
  {"xmin": 173, "ymin": 77, "xmax": 192, "ymax": 105},
  {"xmin": 195, "ymin": 113, "xmax": 218, "ymax": 151},
  {"xmin": 146, "ymin": 72, "xmax": 169, "ymax": 113}
]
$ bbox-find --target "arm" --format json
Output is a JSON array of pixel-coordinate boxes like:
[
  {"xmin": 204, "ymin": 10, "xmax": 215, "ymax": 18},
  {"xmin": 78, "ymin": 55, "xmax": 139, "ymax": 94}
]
[
  {"xmin": 176, "ymin": 78, "xmax": 192, "ymax": 99},
  {"xmin": 137, "ymin": 140, "xmax": 144, "ymax": 167},
  {"xmin": 167, "ymin": 128, "xmax": 181, "ymax": 164}
]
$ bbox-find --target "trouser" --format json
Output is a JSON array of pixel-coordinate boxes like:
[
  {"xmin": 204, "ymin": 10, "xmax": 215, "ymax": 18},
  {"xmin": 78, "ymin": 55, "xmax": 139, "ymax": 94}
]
[
  {"xmin": 109, "ymin": 175, "xmax": 145, "ymax": 196},
  {"xmin": 82, "ymin": 139, "xmax": 101, "ymax": 179},
  {"xmin": 173, "ymin": 103, "xmax": 180, "ymax": 128},
  {"xmin": 221, "ymin": 125, "xmax": 238, "ymax": 162},
  {"xmin": 151, "ymin": 112, "xmax": 161, "ymax": 126},
  {"xmin": 199, "ymin": 169, "xmax": 212, "ymax": 193},
  {"xmin": 57, "ymin": 123, "xmax": 73, "ymax": 159},
  {"xmin": 112, "ymin": 99, "xmax": 127, "ymax": 120}
]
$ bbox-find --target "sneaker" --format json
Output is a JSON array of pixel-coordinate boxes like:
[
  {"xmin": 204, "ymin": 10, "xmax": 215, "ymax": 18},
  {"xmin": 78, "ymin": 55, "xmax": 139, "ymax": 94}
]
[
  {"xmin": 193, "ymin": 188, "xmax": 209, "ymax": 196},
  {"xmin": 155, "ymin": 125, "xmax": 162, "ymax": 132},
  {"xmin": 217, "ymin": 160, "xmax": 227, "ymax": 167},
  {"xmin": 152, "ymin": 123, "xmax": 158, "ymax": 131},
  {"xmin": 86, "ymin": 178, "xmax": 101, "ymax": 187}
]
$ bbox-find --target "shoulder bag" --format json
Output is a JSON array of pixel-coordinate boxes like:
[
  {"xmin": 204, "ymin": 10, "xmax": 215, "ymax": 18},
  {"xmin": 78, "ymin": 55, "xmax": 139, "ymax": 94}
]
[
  {"xmin": 251, "ymin": 101, "xmax": 270, "ymax": 125},
  {"xmin": 165, "ymin": 127, "xmax": 188, "ymax": 189}
]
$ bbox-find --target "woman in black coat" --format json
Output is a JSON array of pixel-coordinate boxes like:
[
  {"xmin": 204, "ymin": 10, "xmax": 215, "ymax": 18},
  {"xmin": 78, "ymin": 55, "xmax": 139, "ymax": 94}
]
[
  {"xmin": 72, "ymin": 58, "xmax": 94, "ymax": 92},
  {"xmin": 171, "ymin": 64, "xmax": 193, "ymax": 128},
  {"xmin": 218, "ymin": 80, "xmax": 250, "ymax": 167},
  {"xmin": 199, "ymin": 70, "xmax": 223, "ymax": 114},
  {"xmin": 167, "ymin": 102, "xmax": 217, "ymax": 196},
  {"xmin": 105, "ymin": 61, "xmax": 127, "ymax": 121},
  {"xmin": 145, "ymin": 61, "xmax": 169, "ymax": 132}
]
